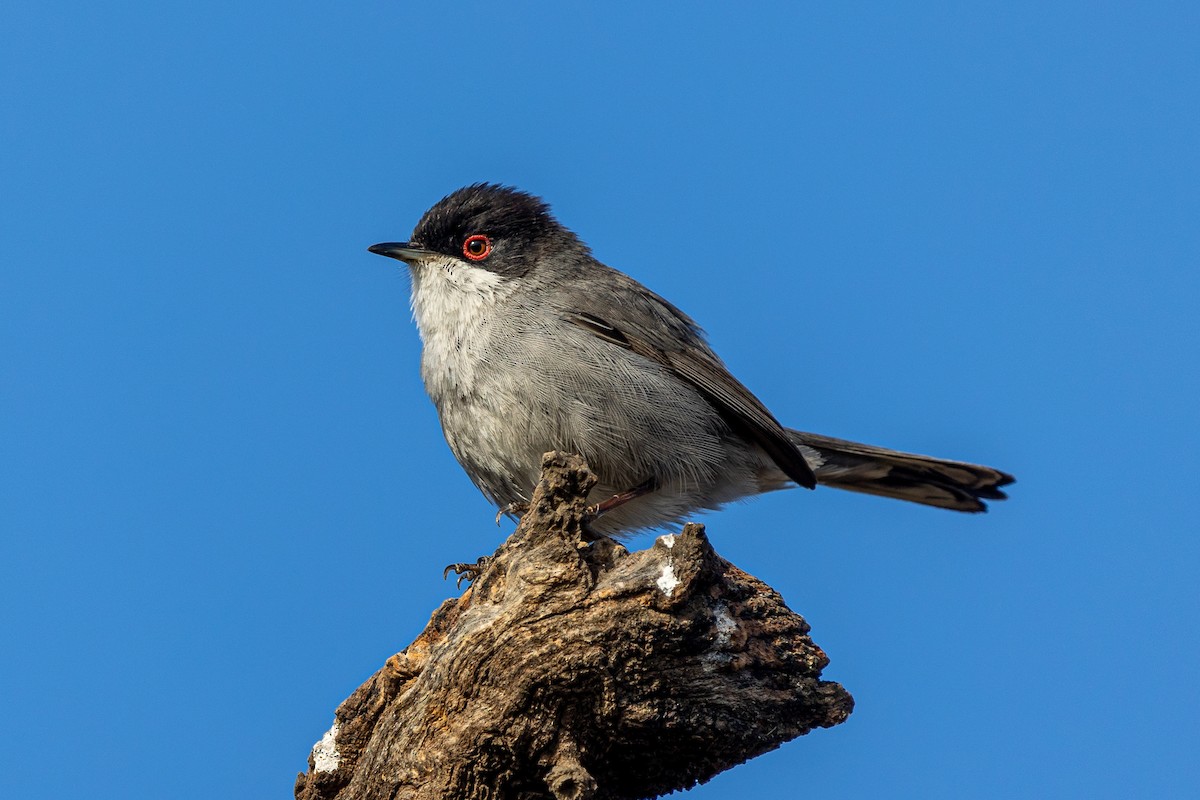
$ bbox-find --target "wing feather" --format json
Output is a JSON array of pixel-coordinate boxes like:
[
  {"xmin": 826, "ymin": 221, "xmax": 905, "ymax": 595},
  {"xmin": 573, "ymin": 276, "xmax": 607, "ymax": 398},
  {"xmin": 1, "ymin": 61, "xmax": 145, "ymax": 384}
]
[{"xmin": 565, "ymin": 307, "xmax": 817, "ymax": 489}]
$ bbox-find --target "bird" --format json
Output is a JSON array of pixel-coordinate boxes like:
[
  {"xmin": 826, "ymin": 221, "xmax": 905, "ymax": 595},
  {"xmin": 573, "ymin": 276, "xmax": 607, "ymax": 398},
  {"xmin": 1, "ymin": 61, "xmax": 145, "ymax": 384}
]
[{"xmin": 369, "ymin": 184, "xmax": 1013, "ymax": 537}]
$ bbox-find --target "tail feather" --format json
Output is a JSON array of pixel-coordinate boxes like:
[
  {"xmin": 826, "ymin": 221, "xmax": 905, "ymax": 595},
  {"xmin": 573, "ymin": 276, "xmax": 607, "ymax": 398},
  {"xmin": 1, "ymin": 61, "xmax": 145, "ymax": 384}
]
[{"xmin": 787, "ymin": 430, "xmax": 1014, "ymax": 513}]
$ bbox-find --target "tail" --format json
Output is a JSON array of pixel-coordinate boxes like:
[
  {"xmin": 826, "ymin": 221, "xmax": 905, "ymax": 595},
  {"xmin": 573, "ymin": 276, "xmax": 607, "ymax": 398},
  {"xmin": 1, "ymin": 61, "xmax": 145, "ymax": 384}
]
[{"xmin": 788, "ymin": 430, "xmax": 1014, "ymax": 512}]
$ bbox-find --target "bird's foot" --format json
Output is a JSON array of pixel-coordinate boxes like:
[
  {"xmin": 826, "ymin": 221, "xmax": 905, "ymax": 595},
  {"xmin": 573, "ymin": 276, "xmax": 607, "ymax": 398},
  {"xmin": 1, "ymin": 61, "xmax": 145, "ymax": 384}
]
[
  {"xmin": 584, "ymin": 478, "xmax": 658, "ymax": 520},
  {"xmin": 495, "ymin": 501, "xmax": 530, "ymax": 526},
  {"xmin": 443, "ymin": 556, "xmax": 493, "ymax": 589}
]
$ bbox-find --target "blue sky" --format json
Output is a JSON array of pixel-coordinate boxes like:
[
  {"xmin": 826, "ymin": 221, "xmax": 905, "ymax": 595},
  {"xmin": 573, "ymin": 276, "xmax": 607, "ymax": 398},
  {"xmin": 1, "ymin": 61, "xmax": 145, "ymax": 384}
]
[{"xmin": 3, "ymin": 2, "xmax": 1198, "ymax": 797}]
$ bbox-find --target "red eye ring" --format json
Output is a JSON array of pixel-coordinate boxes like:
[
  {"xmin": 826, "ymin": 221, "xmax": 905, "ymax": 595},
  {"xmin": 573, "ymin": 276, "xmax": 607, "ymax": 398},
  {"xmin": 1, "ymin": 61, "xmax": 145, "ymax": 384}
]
[{"xmin": 463, "ymin": 235, "xmax": 493, "ymax": 261}]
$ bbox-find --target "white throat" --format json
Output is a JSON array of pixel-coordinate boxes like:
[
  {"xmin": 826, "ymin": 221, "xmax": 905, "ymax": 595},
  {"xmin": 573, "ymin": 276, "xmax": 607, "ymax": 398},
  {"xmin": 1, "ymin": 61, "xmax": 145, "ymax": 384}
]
[
  {"xmin": 409, "ymin": 255, "xmax": 511, "ymax": 338},
  {"xmin": 408, "ymin": 255, "xmax": 514, "ymax": 400}
]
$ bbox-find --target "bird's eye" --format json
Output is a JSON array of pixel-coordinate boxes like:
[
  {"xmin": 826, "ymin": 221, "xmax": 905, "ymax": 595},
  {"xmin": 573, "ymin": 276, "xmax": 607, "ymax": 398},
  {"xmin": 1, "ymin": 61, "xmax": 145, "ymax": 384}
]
[{"xmin": 463, "ymin": 235, "xmax": 493, "ymax": 261}]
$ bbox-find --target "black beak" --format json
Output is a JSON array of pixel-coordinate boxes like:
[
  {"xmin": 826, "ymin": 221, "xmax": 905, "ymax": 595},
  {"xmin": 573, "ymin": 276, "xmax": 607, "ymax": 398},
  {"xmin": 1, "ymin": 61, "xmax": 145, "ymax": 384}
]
[{"xmin": 368, "ymin": 242, "xmax": 428, "ymax": 263}]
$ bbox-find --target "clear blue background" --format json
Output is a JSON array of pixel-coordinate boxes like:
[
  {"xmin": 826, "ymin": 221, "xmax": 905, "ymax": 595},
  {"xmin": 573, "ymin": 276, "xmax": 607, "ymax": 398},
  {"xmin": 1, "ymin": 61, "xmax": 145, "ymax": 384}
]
[{"xmin": 3, "ymin": 2, "xmax": 1197, "ymax": 797}]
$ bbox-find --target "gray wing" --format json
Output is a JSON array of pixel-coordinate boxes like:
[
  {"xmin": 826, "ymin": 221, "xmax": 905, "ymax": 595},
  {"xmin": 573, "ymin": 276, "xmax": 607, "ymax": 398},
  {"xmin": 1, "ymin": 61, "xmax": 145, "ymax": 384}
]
[{"xmin": 561, "ymin": 271, "xmax": 817, "ymax": 489}]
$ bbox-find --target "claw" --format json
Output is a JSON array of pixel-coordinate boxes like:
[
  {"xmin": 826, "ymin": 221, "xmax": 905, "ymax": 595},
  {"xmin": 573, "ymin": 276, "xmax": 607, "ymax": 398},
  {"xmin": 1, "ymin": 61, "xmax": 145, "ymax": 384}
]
[
  {"xmin": 442, "ymin": 556, "xmax": 493, "ymax": 589},
  {"xmin": 494, "ymin": 501, "xmax": 530, "ymax": 526}
]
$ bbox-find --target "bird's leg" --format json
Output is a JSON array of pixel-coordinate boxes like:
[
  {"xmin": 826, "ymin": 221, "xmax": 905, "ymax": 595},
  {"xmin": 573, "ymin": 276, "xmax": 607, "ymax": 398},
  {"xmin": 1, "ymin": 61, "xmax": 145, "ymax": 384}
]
[
  {"xmin": 443, "ymin": 556, "xmax": 493, "ymax": 589},
  {"xmin": 586, "ymin": 477, "xmax": 658, "ymax": 519},
  {"xmin": 495, "ymin": 501, "xmax": 530, "ymax": 526}
]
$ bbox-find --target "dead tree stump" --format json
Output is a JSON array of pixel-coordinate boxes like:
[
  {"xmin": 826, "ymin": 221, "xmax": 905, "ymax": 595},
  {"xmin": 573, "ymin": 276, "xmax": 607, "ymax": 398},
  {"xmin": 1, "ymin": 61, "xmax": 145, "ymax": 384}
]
[{"xmin": 295, "ymin": 452, "xmax": 853, "ymax": 800}]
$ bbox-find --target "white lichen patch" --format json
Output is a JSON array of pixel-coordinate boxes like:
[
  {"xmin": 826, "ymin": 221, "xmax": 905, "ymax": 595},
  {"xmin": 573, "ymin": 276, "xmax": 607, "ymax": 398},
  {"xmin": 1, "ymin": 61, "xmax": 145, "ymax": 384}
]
[
  {"xmin": 656, "ymin": 563, "xmax": 680, "ymax": 596},
  {"xmin": 657, "ymin": 534, "xmax": 676, "ymax": 549},
  {"xmin": 701, "ymin": 602, "xmax": 740, "ymax": 666},
  {"xmin": 312, "ymin": 719, "xmax": 342, "ymax": 773},
  {"xmin": 712, "ymin": 602, "xmax": 737, "ymax": 649}
]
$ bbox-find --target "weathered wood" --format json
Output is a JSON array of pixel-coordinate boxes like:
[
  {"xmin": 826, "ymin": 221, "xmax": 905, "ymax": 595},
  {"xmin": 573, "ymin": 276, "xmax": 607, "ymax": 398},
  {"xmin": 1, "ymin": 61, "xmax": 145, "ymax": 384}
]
[{"xmin": 296, "ymin": 452, "xmax": 852, "ymax": 800}]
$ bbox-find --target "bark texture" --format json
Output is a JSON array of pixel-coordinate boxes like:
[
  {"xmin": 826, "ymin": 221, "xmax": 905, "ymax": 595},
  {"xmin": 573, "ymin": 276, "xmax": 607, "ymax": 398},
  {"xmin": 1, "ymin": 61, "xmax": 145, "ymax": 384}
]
[{"xmin": 295, "ymin": 452, "xmax": 853, "ymax": 800}]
